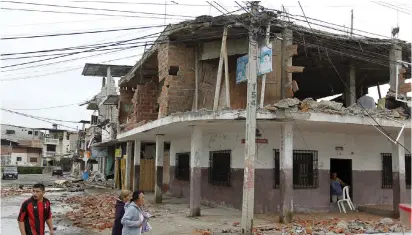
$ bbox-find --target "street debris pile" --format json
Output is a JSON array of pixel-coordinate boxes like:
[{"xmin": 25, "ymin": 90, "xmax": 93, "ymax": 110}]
[
  {"xmin": 217, "ymin": 217, "xmax": 408, "ymax": 235},
  {"xmin": 1, "ymin": 187, "xmax": 32, "ymax": 197},
  {"xmin": 64, "ymin": 193, "xmax": 118, "ymax": 230},
  {"xmin": 266, "ymin": 98, "xmax": 410, "ymax": 119},
  {"xmin": 53, "ymin": 179, "xmax": 85, "ymax": 192}
]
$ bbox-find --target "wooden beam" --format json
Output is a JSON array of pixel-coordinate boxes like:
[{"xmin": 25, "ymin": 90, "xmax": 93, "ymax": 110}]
[
  {"xmin": 399, "ymin": 83, "xmax": 411, "ymax": 93},
  {"xmin": 213, "ymin": 27, "xmax": 228, "ymax": 111},
  {"xmin": 223, "ymin": 34, "xmax": 230, "ymax": 108},
  {"xmin": 286, "ymin": 66, "xmax": 305, "ymax": 73},
  {"xmin": 286, "ymin": 45, "xmax": 298, "ymax": 57}
]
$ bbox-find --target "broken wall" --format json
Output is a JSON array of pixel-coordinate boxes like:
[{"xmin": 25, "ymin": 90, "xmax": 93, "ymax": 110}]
[
  {"xmin": 157, "ymin": 43, "xmax": 195, "ymax": 118},
  {"xmin": 118, "ymin": 88, "xmax": 134, "ymax": 125}
]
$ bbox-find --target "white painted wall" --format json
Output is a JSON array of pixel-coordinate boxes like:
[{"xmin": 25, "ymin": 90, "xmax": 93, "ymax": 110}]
[
  {"xmin": 169, "ymin": 125, "xmax": 411, "ymax": 171},
  {"xmin": 1, "ymin": 124, "xmax": 44, "ymax": 141}
]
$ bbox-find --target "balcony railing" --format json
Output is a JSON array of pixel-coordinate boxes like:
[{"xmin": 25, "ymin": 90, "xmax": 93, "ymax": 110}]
[
  {"xmin": 44, "ymin": 151, "xmax": 56, "ymax": 157},
  {"xmin": 44, "ymin": 138, "xmax": 59, "ymax": 145}
]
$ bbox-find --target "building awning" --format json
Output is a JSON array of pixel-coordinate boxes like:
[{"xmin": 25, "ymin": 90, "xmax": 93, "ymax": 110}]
[
  {"xmin": 82, "ymin": 63, "xmax": 133, "ymax": 77},
  {"xmin": 102, "ymin": 94, "xmax": 120, "ymax": 105},
  {"xmin": 93, "ymin": 140, "xmax": 122, "ymax": 147}
]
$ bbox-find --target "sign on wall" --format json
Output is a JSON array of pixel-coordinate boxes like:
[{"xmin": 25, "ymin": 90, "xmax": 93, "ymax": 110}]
[
  {"xmin": 115, "ymin": 148, "xmax": 122, "ymax": 158},
  {"xmin": 91, "ymin": 147, "xmax": 108, "ymax": 158},
  {"xmin": 258, "ymin": 44, "xmax": 273, "ymax": 75},
  {"xmin": 236, "ymin": 55, "xmax": 248, "ymax": 84}
]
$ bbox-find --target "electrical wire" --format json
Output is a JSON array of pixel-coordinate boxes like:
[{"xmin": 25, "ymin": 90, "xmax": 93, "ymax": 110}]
[
  {"xmin": 3, "ymin": 102, "xmax": 86, "ymax": 110},
  {"xmin": 2, "ymin": 1, "xmax": 196, "ymax": 18},
  {"xmin": 1, "ymin": 108, "xmax": 80, "ymax": 130},
  {"xmin": 0, "ymin": 54, "xmax": 139, "ymax": 81},
  {"xmin": 0, "ymin": 7, "xmax": 191, "ymax": 20},
  {"xmin": 1, "ymin": 25, "xmax": 166, "ymax": 40},
  {"xmin": 69, "ymin": 0, "xmax": 211, "ymax": 7}
]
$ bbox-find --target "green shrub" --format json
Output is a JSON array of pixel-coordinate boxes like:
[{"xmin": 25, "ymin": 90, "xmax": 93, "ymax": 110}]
[{"xmin": 1, "ymin": 166, "xmax": 43, "ymax": 174}]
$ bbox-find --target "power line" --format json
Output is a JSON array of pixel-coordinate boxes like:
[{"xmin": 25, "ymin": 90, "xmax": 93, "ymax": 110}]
[
  {"xmin": 3, "ymin": 102, "xmax": 85, "ymax": 111},
  {"xmin": 1, "ymin": 25, "xmax": 166, "ymax": 40},
  {"xmin": 69, "ymin": 0, "xmax": 211, "ymax": 7},
  {"xmin": 2, "ymin": 1, "xmax": 196, "ymax": 18},
  {"xmin": 0, "ymin": 54, "xmax": 138, "ymax": 81},
  {"xmin": 0, "ymin": 7, "xmax": 191, "ymax": 20},
  {"xmin": 1, "ymin": 108, "xmax": 80, "ymax": 130},
  {"xmin": 371, "ymin": 1, "xmax": 412, "ymax": 15}
]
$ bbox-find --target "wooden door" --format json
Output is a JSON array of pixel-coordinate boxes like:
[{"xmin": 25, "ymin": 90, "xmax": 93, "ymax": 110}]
[{"xmin": 139, "ymin": 159, "xmax": 155, "ymax": 192}]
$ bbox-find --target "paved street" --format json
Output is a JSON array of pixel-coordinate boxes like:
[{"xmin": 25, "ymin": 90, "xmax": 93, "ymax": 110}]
[
  {"xmin": 1, "ymin": 173, "xmax": 64, "ymax": 187},
  {"xmin": 1, "ymin": 173, "xmax": 99, "ymax": 235}
]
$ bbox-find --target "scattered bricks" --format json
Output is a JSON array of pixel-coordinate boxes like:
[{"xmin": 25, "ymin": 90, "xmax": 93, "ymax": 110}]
[
  {"xmin": 1, "ymin": 187, "xmax": 32, "ymax": 197},
  {"xmin": 232, "ymin": 221, "xmax": 240, "ymax": 227}
]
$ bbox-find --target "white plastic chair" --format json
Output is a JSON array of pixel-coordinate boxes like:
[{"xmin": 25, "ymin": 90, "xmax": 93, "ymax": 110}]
[{"xmin": 337, "ymin": 186, "xmax": 355, "ymax": 213}]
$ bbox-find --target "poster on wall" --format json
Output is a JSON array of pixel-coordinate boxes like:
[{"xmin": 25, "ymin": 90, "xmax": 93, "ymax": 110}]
[
  {"xmin": 91, "ymin": 147, "xmax": 108, "ymax": 158},
  {"xmin": 115, "ymin": 148, "xmax": 122, "ymax": 158},
  {"xmin": 258, "ymin": 44, "xmax": 273, "ymax": 75},
  {"xmin": 236, "ymin": 55, "xmax": 248, "ymax": 84}
]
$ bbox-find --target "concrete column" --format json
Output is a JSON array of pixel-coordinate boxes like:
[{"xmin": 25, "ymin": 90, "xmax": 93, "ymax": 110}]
[
  {"xmin": 279, "ymin": 123, "xmax": 294, "ymax": 223},
  {"xmin": 392, "ymin": 132, "xmax": 406, "ymax": 217},
  {"xmin": 133, "ymin": 140, "xmax": 141, "ymax": 191},
  {"xmin": 189, "ymin": 126, "xmax": 202, "ymax": 216},
  {"xmin": 345, "ymin": 62, "xmax": 356, "ymax": 107},
  {"xmin": 155, "ymin": 135, "xmax": 164, "ymax": 203},
  {"xmin": 125, "ymin": 141, "xmax": 133, "ymax": 190},
  {"xmin": 389, "ymin": 44, "xmax": 402, "ymax": 92}
]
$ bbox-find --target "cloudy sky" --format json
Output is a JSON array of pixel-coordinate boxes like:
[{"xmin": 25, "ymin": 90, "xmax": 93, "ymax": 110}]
[{"xmin": 1, "ymin": 0, "xmax": 411, "ymax": 131}]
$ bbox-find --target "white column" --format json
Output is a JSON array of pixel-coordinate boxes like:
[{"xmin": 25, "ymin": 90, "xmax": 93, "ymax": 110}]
[
  {"xmin": 155, "ymin": 135, "xmax": 164, "ymax": 203},
  {"xmin": 189, "ymin": 126, "xmax": 202, "ymax": 216},
  {"xmin": 133, "ymin": 140, "xmax": 141, "ymax": 191},
  {"xmin": 345, "ymin": 62, "xmax": 356, "ymax": 107},
  {"xmin": 392, "ymin": 131, "xmax": 406, "ymax": 216},
  {"xmin": 279, "ymin": 123, "xmax": 294, "ymax": 223},
  {"xmin": 389, "ymin": 44, "xmax": 402, "ymax": 91},
  {"xmin": 125, "ymin": 141, "xmax": 133, "ymax": 190}
]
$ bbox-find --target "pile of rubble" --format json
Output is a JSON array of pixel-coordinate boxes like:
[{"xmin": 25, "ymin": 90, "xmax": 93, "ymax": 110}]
[
  {"xmin": 1, "ymin": 187, "xmax": 32, "ymax": 197},
  {"xmin": 64, "ymin": 193, "xmax": 118, "ymax": 230},
  {"xmin": 53, "ymin": 179, "xmax": 85, "ymax": 192},
  {"xmin": 266, "ymin": 98, "xmax": 409, "ymax": 119},
  {"xmin": 222, "ymin": 217, "xmax": 408, "ymax": 234}
]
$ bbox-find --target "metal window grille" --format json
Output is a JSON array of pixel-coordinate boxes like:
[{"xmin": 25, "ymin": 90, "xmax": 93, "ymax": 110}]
[
  {"xmin": 273, "ymin": 149, "xmax": 280, "ymax": 188},
  {"xmin": 381, "ymin": 153, "xmax": 393, "ymax": 189},
  {"xmin": 209, "ymin": 150, "xmax": 231, "ymax": 186},
  {"xmin": 293, "ymin": 150, "xmax": 318, "ymax": 189},
  {"xmin": 273, "ymin": 149, "xmax": 318, "ymax": 189},
  {"xmin": 406, "ymin": 154, "xmax": 411, "ymax": 189},
  {"xmin": 175, "ymin": 153, "xmax": 190, "ymax": 181}
]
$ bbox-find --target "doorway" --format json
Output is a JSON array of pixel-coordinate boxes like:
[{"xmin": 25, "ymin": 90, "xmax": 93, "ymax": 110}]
[{"xmin": 330, "ymin": 158, "xmax": 353, "ymax": 202}]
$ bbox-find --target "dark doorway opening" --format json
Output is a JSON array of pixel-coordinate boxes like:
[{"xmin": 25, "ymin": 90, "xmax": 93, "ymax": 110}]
[{"xmin": 330, "ymin": 158, "xmax": 353, "ymax": 202}]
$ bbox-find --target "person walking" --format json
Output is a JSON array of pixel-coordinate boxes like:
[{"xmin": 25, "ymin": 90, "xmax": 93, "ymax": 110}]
[
  {"xmin": 17, "ymin": 183, "xmax": 54, "ymax": 235},
  {"xmin": 121, "ymin": 190, "xmax": 145, "ymax": 235},
  {"xmin": 112, "ymin": 190, "xmax": 131, "ymax": 235}
]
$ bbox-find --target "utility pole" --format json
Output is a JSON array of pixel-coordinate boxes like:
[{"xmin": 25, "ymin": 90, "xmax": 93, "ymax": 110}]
[
  {"xmin": 241, "ymin": 1, "xmax": 259, "ymax": 234},
  {"xmin": 350, "ymin": 9, "xmax": 353, "ymax": 37}
]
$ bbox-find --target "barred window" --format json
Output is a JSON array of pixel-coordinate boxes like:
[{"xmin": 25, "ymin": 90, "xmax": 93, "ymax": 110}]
[
  {"xmin": 273, "ymin": 149, "xmax": 318, "ymax": 189},
  {"xmin": 381, "ymin": 153, "xmax": 393, "ymax": 189},
  {"xmin": 175, "ymin": 153, "xmax": 190, "ymax": 181},
  {"xmin": 209, "ymin": 150, "xmax": 231, "ymax": 186},
  {"xmin": 293, "ymin": 150, "xmax": 318, "ymax": 188},
  {"xmin": 273, "ymin": 149, "xmax": 280, "ymax": 188},
  {"xmin": 406, "ymin": 154, "xmax": 411, "ymax": 189}
]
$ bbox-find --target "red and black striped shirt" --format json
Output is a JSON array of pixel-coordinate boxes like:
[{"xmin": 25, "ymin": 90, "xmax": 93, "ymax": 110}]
[{"xmin": 17, "ymin": 197, "xmax": 52, "ymax": 235}]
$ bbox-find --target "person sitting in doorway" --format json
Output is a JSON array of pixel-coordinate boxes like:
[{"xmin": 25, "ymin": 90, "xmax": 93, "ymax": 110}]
[{"xmin": 330, "ymin": 172, "xmax": 346, "ymax": 203}]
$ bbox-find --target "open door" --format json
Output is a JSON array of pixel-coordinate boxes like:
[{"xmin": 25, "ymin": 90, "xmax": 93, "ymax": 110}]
[{"xmin": 330, "ymin": 158, "xmax": 353, "ymax": 201}]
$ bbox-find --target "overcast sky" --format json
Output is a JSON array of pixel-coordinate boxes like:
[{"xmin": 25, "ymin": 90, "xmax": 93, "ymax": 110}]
[{"xmin": 1, "ymin": 0, "xmax": 411, "ymax": 131}]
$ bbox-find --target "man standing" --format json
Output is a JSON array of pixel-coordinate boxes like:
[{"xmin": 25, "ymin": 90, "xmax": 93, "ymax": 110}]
[{"xmin": 17, "ymin": 183, "xmax": 54, "ymax": 235}]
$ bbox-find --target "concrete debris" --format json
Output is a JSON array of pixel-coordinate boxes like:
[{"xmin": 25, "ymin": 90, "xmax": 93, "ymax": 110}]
[
  {"xmin": 64, "ymin": 194, "xmax": 118, "ymax": 230},
  {"xmin": 53, "ymin": 179, "xmax": 85, "ymax": 192},
  {"xmin": 248, "ymin": 217, "xmax": 408, "ymax": 235},
  {"xmin": 1, "ymin": 187, "xmax": 32, "ymax": 197},
  {"xmin": 267, "ymin": 98, "xmax": 409, "ymax": 119}
]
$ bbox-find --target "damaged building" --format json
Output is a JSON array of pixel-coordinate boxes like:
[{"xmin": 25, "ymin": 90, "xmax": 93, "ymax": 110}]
[{"xmin": 115, "ymin": 12, "xmax": 411, "ymax": 215}]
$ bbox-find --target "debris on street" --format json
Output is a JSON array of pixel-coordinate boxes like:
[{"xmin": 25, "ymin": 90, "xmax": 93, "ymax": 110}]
[
  {"xmin": 64, "ymin": 193, "xmax": 118, "ymax": 230},
  {"xmin": 1, "ymin": 187, "xmax": 32, "ymax": 197}
]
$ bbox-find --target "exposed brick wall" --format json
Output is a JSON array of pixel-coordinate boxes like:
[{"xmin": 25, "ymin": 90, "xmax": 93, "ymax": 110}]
[
  {"xmin": 119, "ymin": 88, "xmax": 134, "ymax": 124},
  {"xmin": 157, "ymin": 43, "xmax": 195, "ymax": 118},
  {"xmin": 131, "ymin": 81, "xmax": 159, "ymax": 123}
]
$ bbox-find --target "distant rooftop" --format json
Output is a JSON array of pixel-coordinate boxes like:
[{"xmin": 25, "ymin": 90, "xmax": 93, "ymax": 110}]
[{"xmin": 82, "ymin": 63, "xmax": 133, "ymax": 77}]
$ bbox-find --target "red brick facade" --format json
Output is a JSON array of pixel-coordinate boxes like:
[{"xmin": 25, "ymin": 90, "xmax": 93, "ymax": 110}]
[{"xmin": 157, "ymin": 43, "xmax": 195, "ymax": 118}]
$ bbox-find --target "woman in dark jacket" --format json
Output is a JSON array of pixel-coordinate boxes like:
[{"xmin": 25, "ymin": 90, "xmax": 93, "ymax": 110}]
[{"xmin": 112, "ymin": 190, "xmax": 131, "ymax": 235}]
